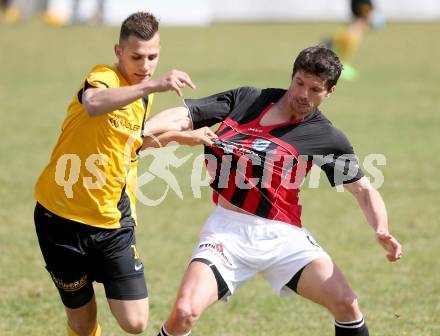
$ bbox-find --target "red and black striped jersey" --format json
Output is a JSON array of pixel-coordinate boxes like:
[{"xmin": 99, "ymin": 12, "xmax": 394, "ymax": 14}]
[{"xmin": 185, "ymin": 87, "xmax": 363, "ymax": 227}]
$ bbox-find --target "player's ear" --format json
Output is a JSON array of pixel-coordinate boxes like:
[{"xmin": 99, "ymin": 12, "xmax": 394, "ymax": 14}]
[
  {"xmin": 326, "ymin": 85, "xmax": 336, "ymax": 97},
  {"xmin": 114, "ymin": 44, "xmax": 122, "ymax": 59}
]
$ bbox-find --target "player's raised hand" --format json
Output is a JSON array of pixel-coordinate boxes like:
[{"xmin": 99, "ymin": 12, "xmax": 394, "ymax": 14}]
[
  {"xmin": 375, "ymin": 230, "xmax": 402, "ymax": 262},
  {"xmin": 148, "ymin": 70, "xmax": 196, "ymax": 96}
]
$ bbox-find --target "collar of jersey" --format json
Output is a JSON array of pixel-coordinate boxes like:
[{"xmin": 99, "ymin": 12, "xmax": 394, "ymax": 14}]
[
  {"xmin": 256, "ymin": 103, "xmax": 317, "ymax": 129},
  {"xmin": 112, "ymin": 63, "xmax": 129, "ymax": 86}
]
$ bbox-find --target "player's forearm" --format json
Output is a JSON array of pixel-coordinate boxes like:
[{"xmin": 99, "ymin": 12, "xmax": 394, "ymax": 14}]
[
  {"xmin": 82, "ymin": 83, "xmax": 152, "ymax": 116},
  {"xmin": 345, "ymin": 177, "xmax": 402, "ymax": 261},
  {"xmin": 143, "ymin": 107, "xmax": 192, "ymax": 136},
  {"xmin": 344, "ymin": 177, "xmax": 389, "ymax": 233},
  {"xmin": 142, "ymin": 127, "xmax": 215, "ymax": 150},
  {"xmin": 355, "ymin": 186, "xmax": 389, "ymax": 233},
  {"xmin": 141, "ymin": 130, "xmax": 195, "ymax": 149}
]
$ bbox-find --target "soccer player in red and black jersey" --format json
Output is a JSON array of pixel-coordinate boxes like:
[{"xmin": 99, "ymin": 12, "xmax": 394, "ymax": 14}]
[{"xmin": 143, "ymin": 46, "xmax": 402, "ymax": 336}]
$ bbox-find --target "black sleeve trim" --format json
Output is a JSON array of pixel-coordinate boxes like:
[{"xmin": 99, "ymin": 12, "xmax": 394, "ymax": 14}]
[
  {"xmin": 77, "ymin": 88, "xmax": 84, "ymax": 104},
  {"xmin": 139, "ymin": 96, "xmax": 149, "ymax": 139},
  {"xmin": 77, "ymin": 80, "xmax": 110, "ymax": 104},
  {"xmin": 92, "ymin": 80, "xmax": 110, "ymax": 88}
]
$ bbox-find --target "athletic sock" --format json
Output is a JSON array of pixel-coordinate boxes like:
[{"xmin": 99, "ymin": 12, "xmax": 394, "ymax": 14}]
[
  {"xmin": 158, "ymin": 324, "xmax": 191, "ymax": 336},
  {"xmin": 66, "ymin": 322, "xmax": 101, "ymax": 336},
  {"xmin": 335, "ymin": 316, "xmax": 369, "ymax": 336},
  {"xmin": 90, "ymin": 322, "xmax": 101, "ymax": 336},
  {"xmin": 66, "ymin": 324, "xmax": 78, "ymax": 336}
]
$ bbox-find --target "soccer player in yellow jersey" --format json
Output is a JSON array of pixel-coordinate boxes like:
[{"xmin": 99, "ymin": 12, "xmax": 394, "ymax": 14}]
[
  {"xmin": 34, "ymin": 12, "xmax": 216, "ymax": 336},
  {"xmin": 324, "ymin": 0, "xmax": 383, "ymax": 80}
]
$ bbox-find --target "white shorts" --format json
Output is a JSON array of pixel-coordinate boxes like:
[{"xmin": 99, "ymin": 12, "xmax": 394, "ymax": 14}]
[{"xmin": 191, "ymin": 206, "xmax": 330, "ymax": 301}]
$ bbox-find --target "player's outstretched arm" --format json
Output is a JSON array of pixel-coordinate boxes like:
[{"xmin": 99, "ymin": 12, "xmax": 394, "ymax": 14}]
[
  {"xmin": 141, "ymin": 105, "xmax": 218, "ymax": 149},
  {"xmin": 344, "ymin": 176, "xmax": 402, "ymax": 262},
  {"xmin": 143, "ymin": 106, "xmax": 193, "ymax": 138},
  {"xmin": 141, "ymin": 127, "xmax": 217, "ymax": 149},
  {"xmin": 82, "ymin": 70, "xmax": 195, "ymax": 117}
]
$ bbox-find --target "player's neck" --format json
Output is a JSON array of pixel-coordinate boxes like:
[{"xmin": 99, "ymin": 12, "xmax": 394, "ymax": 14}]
[
  {"xmin": 116, "ymin": 63, "xmax": 131, "ymax": 85},
  {"xmin": 273, "ymin": 97, "xmax": 304, "ymax": 122},
  {"xmin": 289, "ymin": 110, "xmax": 308, "ymax": 121}
]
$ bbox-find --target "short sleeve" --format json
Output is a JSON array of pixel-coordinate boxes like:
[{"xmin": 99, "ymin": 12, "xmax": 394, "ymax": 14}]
[
  {"xmin": 315, "ymin": 128, "xmax": 364, "ymax": 186},
  {"xmin": 184, "ymin": 87, "xmax": 252, "ymax": 129},
  {"xmin": 85, "ymin": 65, "xmax": 119, "ymax": 89}
]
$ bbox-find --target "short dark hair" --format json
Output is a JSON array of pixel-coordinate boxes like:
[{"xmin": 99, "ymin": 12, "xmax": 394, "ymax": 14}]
[
  {"xmin": 292, "ymin": 46, "xmax": 342, "ymax": 89},
  {"xmin": 119, "ymin": 12, "xmax": 159, "ymax": 42}
]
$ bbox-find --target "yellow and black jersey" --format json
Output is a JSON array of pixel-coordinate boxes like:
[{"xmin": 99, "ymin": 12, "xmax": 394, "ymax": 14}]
[{"xmin": 35, "ymin": 64, "xmax": 154, "ymax": 229}]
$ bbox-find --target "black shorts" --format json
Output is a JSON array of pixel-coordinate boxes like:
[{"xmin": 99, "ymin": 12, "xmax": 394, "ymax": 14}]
[
  {"xmin": 34, "ymin": 203, "xmax": 148, "ymax": 309},
  {"xmin": 351, "ymin": 0, "xmax": 374, "ymax": 19}
]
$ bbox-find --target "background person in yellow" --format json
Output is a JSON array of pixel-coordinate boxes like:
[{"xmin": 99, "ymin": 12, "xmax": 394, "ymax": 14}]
[
  {"xmin": 34, "ymin": 11, "xmax": 214, "ymax": 336},
  {"xmin": 323, "ymin": 0, "xmax": 384, "ymax": 80}
]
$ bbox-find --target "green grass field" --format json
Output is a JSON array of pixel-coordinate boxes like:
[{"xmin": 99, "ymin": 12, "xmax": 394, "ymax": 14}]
[{"xmin": 1, "ymin": 19, "xmax": 439, "ymax": 335}]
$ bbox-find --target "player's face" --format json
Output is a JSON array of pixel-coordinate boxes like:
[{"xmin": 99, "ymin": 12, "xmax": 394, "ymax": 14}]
[
  {"xmin": 115, "ymin": 32, "xmax": 161, "ymax": 85},
  {"xmin": 287, "ymin": 70, "xmax": 335, "ymax": 118}
]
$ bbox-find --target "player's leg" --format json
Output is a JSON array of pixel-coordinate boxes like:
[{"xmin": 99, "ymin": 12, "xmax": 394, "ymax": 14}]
[
  {"xmin": 261, "ymin": 223, "xmax": 367, "ymax": 335},
  {"xmin": 107, "ymin": 297, "xmax": 148, "ymax": 334},
  {"xmin": 159, "ymin": 259, "xmax": 223, "ymax": 336},
  {"xmin": 96, "ymin": 227, "xmax": 149, "ymax": 334},
  {"xmin": 158, "ymin": 206, "xmax": 254, "ymax": 336},
  {"xmin": 323, "ymin": 0, "xmax": 375, "ymax": 80},
  {"xmin": 65, "ymin": 296, "xmax": 101, "ymax": 336},
  {"xmin": 34, "ymin": 203, "xmax": 100, "ymax": 335},
  {"xmin": 296, "ymin": 257, "xmax": 369, "ymax": 335},
  {"xmin": 338, "ymin": 0, "xmax": 373, "ymax": 61}
]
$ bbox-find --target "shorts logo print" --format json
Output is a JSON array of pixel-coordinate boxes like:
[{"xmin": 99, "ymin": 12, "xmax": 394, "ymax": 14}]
[
  {"xmin": 198, "ymin": 242, "xmax": 232, "ymax": 266},
  {"xmin": 306, "ymin": 235, "xmax": 320, "ymax": 248},
  {"xmin": 131, "ymin": 244, "xmax": 140, "ymax": 259},
  {"xmin": 134, "ymin": 262, "xmax": 143, "ymax": 271},
  {"xmin": 50, "ymin": 272, "xmax": 88, "ymax": 292}
]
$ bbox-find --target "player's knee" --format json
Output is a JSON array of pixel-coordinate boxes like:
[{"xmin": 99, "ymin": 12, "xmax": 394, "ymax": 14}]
[
  {"xmin": 173, "ymin": 298, "xmax": 201, "ymax": 329},
  {"xmin": 331, "ymin": 291, "xmax": 360, "ymax": 318},
  {"xmin": 117, "ymin": 315, "xmax": 148, "ymax": 334},
  {"xmin": 118, "ymin": 320, "xmax": 147, "ymax": 334}
]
